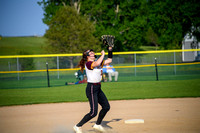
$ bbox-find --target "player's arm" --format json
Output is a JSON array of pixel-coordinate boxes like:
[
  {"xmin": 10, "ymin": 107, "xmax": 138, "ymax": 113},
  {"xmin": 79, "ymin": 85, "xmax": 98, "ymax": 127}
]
[
  {"xmin": 104, "ymin": 47, "xmax": 113, "ymax": 65},
  {"xmin": 92, "ymin": 50, "xmax": 105, "ymax": 68}
]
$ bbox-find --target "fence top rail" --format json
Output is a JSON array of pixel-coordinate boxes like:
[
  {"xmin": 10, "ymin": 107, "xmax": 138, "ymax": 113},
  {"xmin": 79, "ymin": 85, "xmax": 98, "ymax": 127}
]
[{"xmin": 0, "ymin": 49, "xmax": 199, "ymax": 58}]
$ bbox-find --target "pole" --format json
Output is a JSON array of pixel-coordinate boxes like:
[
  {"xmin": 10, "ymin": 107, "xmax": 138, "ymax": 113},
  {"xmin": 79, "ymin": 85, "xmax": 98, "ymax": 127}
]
[
  {"xmin": 17, "ymin": 57, "xmax": 19, "ymax": 80},
  {"xmin": 134, "ymin": 53, "xmax": 136, "ymax": 76},
  {"xmin": 46, "ymin": 62, "xmax": 50, "ymax": 87},
  {"xmin": 174, "ymin": 51, "xmax": 176, "ymax": 75},
  {"xmin": 155, "ymin": 58, "xmax": 159, "ymax": 81},
  {"xmin": 57, "ymin": 56, "xmax": 59, "ymax": 79}
]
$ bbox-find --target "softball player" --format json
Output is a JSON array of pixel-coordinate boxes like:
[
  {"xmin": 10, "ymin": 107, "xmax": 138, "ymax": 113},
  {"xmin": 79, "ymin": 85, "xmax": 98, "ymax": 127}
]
[{"xmin": 73, "ymin": 47, "xmax": 113, "ymax": 133}]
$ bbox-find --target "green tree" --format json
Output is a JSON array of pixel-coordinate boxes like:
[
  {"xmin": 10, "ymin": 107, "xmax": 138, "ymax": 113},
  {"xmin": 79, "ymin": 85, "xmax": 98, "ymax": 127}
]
[
  {"xmin": 44, "ymin": 6, "xmax": 100, "ymax": 68},
  {"xmin": 147, "ymin": 0, "xmax": 200, "ymax": 49},
  {"xmin": 39, "ymin": 0, "xmax": 200, "ymax": 50},
  {"xmin": 38, "ymin": 0, "xmax": 81, "ymax": 25},
  {"xmin": 80, "ymin": 0, "xmax": 148, "ymax": 51},
  {"xmin": 39, "ymin": 0, "xmax": 148, "ymax": 51}
]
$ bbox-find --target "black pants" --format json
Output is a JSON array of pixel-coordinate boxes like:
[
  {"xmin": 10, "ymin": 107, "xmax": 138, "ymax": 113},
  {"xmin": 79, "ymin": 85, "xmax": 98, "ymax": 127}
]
[{"xmin": 77, "ymin": 83, "xmax": 110, "ymax": 127}]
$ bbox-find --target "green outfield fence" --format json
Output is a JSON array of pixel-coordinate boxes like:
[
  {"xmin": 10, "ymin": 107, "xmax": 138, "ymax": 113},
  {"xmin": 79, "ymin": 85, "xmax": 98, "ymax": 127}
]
[{"xmin": 0, "ymin": 49, "xmax": 200, "ymax": 89}]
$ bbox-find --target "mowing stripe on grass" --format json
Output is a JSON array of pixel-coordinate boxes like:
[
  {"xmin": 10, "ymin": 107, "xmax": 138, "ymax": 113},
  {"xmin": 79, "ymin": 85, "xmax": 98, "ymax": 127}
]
[{"xmin": 0, "ymin": 79, "xmax": 199, "ymax": 106}]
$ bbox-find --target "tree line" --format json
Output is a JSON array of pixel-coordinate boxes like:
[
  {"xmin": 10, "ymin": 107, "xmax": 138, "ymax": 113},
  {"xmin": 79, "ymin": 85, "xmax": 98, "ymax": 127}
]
[{"xmin": 38, "ymin": 0, "xmax": 200, "ymax": 53}]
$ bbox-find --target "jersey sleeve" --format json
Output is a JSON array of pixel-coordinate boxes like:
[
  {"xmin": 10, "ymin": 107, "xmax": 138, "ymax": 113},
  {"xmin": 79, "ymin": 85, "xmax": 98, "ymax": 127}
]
[
  {"xmin": 101, "ymin": 60, "xmax": 105, "ymax": 68},
  {"xmin": 86, "ymin": 61, "xmax": 94, "ymax": 70},
  {"xmin": 86, "ymin": 60, "xmax": 104, "ymax": 70}
]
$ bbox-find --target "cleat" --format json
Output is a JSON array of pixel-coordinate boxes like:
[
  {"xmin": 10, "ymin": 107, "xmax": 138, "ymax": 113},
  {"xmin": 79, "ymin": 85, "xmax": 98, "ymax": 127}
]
[
  {"xmin": 93, "ymin": 124, "xmax": 106, "ymax": 132},
  {"xmin": 73, "ymin": 125, "xmax": 82, "ymax": 133}
]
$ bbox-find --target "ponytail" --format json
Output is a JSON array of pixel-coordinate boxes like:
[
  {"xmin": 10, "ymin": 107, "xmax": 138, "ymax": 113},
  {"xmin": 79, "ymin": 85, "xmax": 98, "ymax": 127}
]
[
  {"xmin": 78, "ymin": 58, "xmax": 86, "ymax": 73},
  {"xmin": 78, "ymin": 50, "xmax": 88, "ymax": 73}
]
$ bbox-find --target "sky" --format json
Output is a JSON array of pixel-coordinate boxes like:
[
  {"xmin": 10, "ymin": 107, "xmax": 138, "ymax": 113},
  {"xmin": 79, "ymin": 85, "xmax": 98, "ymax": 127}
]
[{"xmin": 0, "ymin": 0, "xmax": 48, "ymax": 37}]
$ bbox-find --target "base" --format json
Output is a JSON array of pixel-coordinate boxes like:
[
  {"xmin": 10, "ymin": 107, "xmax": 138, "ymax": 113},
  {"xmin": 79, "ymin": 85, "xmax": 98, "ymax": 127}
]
[{"xmin": 124, "ymin": 119, "xmax": 144, "ymax": 124}]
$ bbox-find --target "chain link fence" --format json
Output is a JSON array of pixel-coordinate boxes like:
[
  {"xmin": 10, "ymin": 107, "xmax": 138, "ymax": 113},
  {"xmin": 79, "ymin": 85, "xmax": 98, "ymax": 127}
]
[{"xmin": 0, "ymin": 49, "xmax": 200, "ymax": 89}]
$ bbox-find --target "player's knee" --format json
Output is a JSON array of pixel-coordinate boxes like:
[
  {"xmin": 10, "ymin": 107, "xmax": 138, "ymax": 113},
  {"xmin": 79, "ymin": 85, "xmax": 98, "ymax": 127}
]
[
  {"xmin": 90, "ymin": 110, "xmax": 98, "ymax": 118},
  {"xmin": 104, "ymin": 105, "xmax": 110, "ymax": 112}
]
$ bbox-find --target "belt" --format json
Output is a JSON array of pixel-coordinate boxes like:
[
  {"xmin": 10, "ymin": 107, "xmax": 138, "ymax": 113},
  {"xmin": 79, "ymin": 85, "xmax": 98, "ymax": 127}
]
[{"xmin": 89, "ymin": 82, "xmax": 101, "ymax": 85}]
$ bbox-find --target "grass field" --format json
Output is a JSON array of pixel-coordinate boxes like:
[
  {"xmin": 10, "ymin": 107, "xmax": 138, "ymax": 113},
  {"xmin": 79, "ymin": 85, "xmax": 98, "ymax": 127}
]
[
  {"xmin": 0, "ymin": 37, "xmax": 47, "ymax": 55},
  {"xmin": 0, "ymin": 79, "xmax": 199, "ymax": 106}
]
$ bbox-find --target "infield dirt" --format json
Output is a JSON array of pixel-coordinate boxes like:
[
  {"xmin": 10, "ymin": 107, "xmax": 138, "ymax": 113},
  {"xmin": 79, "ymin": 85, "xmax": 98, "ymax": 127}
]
[{"xmin": 0, "ymin": 98, "xmax": 200, "ymax": 133}]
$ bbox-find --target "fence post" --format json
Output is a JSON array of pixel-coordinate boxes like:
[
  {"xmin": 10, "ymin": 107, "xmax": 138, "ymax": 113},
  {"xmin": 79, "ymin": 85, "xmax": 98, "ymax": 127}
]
[
  {"xmin": 17, "ymin": 57, "xmax": 19, "ymax": 80},
  {"xmin": 155, "ymin": 58, "xmax": 159, "ymax": 81},
  {"xmin": 174, "ymin": 51, "xmax": 176, "ymax": 75},
  {"xmin": 57, "ymin": 56, "xmax": 59, "ymax": 79},
  {"xmin": 134, "ymin": 53, "xmax": 137, "ymax": 76},
  {"xmin": 46, "ymin": 62, "xmax": 50, "ymax": 87}
]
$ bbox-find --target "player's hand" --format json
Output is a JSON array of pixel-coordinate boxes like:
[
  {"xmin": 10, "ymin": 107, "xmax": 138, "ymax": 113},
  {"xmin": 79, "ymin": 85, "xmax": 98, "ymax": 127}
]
[{"xmin": 101, "ymin": 50, "xmax": 105, "ymax": 56}]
